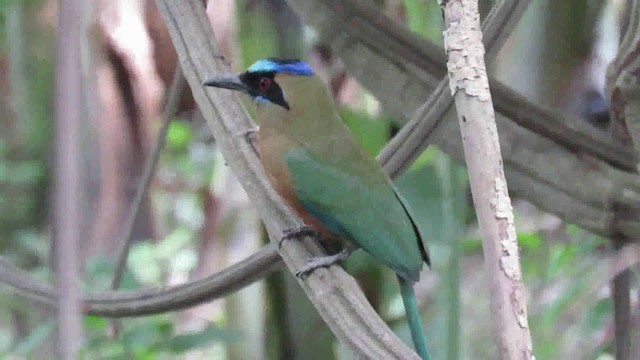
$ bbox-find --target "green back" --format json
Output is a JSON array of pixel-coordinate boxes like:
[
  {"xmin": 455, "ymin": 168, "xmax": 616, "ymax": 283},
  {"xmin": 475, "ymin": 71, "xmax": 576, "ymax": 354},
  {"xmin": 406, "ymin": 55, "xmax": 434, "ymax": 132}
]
[{"xmin": 264, "ymin": 75, "xmax": 429, "ymax": 282}]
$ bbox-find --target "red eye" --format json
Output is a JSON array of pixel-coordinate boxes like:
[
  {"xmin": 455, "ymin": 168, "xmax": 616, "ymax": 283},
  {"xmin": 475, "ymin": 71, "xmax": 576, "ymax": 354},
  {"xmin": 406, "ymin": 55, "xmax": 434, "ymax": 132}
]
[{"xmin": 259, "ymin": 77, "xmax": 271, "ymax": 92}]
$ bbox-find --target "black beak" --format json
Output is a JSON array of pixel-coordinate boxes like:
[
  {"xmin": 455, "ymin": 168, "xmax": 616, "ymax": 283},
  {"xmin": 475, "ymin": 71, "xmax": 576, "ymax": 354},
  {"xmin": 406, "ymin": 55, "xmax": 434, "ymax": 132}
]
[{"xmin": 202, "ymin": 75, "xmax": 247, "ymax": 92}]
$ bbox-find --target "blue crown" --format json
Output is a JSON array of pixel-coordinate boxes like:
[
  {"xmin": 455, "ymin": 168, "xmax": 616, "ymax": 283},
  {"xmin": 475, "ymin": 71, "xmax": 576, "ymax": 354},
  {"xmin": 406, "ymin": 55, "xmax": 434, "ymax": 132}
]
[{"xmin": 247, "ymin": 58, "xmax": 314, "ymax": 76}]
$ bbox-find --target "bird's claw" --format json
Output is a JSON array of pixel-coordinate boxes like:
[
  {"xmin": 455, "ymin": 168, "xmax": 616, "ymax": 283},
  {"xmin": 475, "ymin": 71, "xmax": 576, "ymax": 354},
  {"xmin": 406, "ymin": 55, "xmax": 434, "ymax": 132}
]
[
  {"xmin": 242, "ymin": 127, "xmax": 259, "ymax": 139},
  {"xmin": 294, "ymin": 251, "xmax": 351, "ymax": 278},
  {"xmin": 279, "ymin": 226, "xmax": 319, "ymax": 249}
]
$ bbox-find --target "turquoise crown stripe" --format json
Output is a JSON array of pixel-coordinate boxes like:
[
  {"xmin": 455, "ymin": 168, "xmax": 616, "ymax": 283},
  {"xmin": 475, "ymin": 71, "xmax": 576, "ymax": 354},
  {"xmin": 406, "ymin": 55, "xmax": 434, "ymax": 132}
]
[{"xmin": 247, "ymin": 59, "xmax": 314, "ymax": 76}]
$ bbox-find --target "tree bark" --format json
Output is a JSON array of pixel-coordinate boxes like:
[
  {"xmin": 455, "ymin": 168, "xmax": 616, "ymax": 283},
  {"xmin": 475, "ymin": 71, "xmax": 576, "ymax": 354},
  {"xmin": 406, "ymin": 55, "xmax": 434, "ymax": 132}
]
[
  {"xmin": 439, "ymin": 0, "xmax": 533, "ymax": 358},
  {"xmin": 54, "ymin": 0, "xmax": 85, "ymax": 357}
]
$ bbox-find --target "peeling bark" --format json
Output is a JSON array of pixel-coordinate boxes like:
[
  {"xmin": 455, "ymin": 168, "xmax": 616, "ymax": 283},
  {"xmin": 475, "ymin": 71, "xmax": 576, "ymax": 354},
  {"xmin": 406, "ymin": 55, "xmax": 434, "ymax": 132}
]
[{"xmin": 439, "ymin": 1, "xmax": 534, "ymax": 358}]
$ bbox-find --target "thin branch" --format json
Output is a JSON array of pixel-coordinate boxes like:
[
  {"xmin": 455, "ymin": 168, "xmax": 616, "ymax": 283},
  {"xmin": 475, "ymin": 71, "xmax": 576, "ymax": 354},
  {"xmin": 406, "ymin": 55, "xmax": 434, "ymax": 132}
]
[
  {"xmin": 611, "ymin": 237, "xmax": 633, "ymax": 360},
  {"xmin": 110, "ymin": 65, "xmax": 186, "ymax": 290},
  {"xmin": 289, "ymin": 0, "xmax": 640, "ymax": 240},
  {"xmin": 587, "ymin": 304, "xmax": 640, "ymax": 359},
  {"xmin": 55, "ymin": 0, "xmax": 85, "ymax": 356},
  {"xmin": 1, "ymin": 241, "xmax": 630, "ymax": 320},
  {"xmin": 0, "ymin": 245, "xmax": 281, "ymax": 317},
  {"xmin": 581, "ymin": 243, "xmax": 640, "ymax": 358},
  {"xmin": 585, "ymin": 243, "xmax": 640, "ymax": 302},
  {"xmin": 439, "ymin": 1, "xmax": 532, "ymax": 358}
]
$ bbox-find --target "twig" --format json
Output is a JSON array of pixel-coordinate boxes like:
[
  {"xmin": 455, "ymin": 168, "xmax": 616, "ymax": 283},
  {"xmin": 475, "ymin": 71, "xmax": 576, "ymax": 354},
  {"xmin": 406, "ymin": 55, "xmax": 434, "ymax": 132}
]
[
  {"xmin": 439, "ymin": 1, "xmax": 532, "ymax": 358},
  {"xmin": 580, "ymin": 243, "xmax": 640, "ymax": 358},
  {"xmin": 588, "ymin": 304, "xmax": 640, "ymax": 359},
  {"xmin": 54, "ymin": 0, "xmax": 85, "ymax": 357},
  {"xmin": 611, "ymin": 239, "xmax": 632, "ymax": 360},
  {"xmin": 110, "ymin": 65, "xmax": 186, "ymax": 290},
  {"xmin": 0, "ymin": 245, "xmax": 281, "ymax": 317}
]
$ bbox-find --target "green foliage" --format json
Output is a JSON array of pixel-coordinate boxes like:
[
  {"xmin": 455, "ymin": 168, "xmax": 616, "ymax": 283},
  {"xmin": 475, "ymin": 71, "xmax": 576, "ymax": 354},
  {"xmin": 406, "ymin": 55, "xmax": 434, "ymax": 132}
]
[
  {"xmin": 166, "ymin": 120, "xmax": 193, "ymax": 153},
  {"xmin": 402, "ymin": 0, "xmax": 443, "ymax": 44},
  {"xmin": 522, "ymin": 227, "xmax": 610, "ymax": 359},
  {"xmin": 7, "ymin": 319, "xmax": 55, "ymax": 357},
  {"xmin": 85, "ymin": 316, "xmax": 240, "ymax": 359},
  {"xmin": 518, "ymin": 232, "xmax": 543, "ymax": 252},
  {"xmin": 126, "ymin": 227, "xmax": 197, "ymax": 286},
  {"xmin": 236, "ymin": 0, "xmax": 279, "ymax": 69},
  {"xmin": 0, "ymin": 140, "xmax": 45, "ymax": 232},
  {"xmin": 340, "ymin": 108, "xmax": 391, "ymax": 156}
]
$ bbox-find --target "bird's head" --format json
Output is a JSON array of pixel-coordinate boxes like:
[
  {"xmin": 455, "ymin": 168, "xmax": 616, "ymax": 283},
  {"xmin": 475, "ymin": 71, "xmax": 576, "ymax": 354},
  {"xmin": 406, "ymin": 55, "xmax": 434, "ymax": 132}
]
[{"xmin": 203, "ymin": 58, "xmax": 314, "ymax": 110}]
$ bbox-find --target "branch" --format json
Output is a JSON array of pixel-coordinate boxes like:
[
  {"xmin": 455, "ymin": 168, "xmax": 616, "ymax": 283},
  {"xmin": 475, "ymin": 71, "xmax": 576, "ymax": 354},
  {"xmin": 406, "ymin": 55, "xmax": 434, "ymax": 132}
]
[
  {"xmin": 581, "ymin": 243, "xmax": 640, "ymax": 358},
  {"xmin": 288, "ymin": 0, "xmax": 640, "ymax": 240},
  {"xmin": 110, "ymin": 64, "xmax": 186, "ymax": 290},
  {"xmin": 604, "ymin": 3, "xmax": 640, "ymax": 357},
  {"xmin": 155, "ymin": 0, "xmax": 420, "ymax": 357},
  {"xmin": 376, "ymin": 0, "xmax": 530, "ymax": 177},
  {"xmin": 0, "ymin": 245, "xmax": 281, "ymax": 317},
  {"xmin": 611, "ymin": 240, "xmax": 632, "ymax": 360},
  {"xmin": 54, "ymin": 0, "xmax": 85, "ymax": 355},
  {"xmin": 439, "ymin": 1, "xmax": 532, "ymax": 358}
]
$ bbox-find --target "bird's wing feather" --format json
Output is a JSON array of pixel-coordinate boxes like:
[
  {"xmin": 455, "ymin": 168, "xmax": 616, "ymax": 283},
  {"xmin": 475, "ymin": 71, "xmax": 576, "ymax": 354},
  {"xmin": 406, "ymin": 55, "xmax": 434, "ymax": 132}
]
[
  {"xmin": 392, "ymin": 187, "xmax": 430, "ymax": 267},
  {"xmin": 284, "ymin": 146, "xmax": 424, "ymax": 281}
]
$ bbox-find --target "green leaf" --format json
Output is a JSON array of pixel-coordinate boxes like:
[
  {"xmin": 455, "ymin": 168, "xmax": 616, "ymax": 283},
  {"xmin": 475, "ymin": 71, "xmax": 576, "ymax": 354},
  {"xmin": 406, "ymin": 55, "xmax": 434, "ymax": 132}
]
[
  {"xmin": 402, "ymin": 0, "xmax": 443, "ymax": 43},
  {"xmin": 166, "ymin": 121, "xmax": 192, "ymax": 152},
  {"xmin": 84, "ymin": 316, "xmax": 108, "ymax": 331},
  {"xmin": 163, "ymin": 326, "xmax": 242, "ymax": 353},
  {"xmin": 129, "ymin": 243, "xmax": 162, "ymax": 284},
  {"xmin": 156, "ymin": 227, "xmax": 192, "ymax": 260},
  {"xmin": 340, "ymin": 108, "xmax": 391, "ymax": 156},
  {"xmin": 408, "ymin": 147, "xmax": 438, "ymax": 171},
  {"xmin": 518, "ymin": 232, "xmax": 542, "ymax": 252},
  {"xmin": 237, "ymin": 0, "xmax": 279, "ymax": 69}
]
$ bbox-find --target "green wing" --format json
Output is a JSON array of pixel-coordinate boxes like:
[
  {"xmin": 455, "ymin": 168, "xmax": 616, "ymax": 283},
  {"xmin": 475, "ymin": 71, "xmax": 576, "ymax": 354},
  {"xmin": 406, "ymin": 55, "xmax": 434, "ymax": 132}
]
[{"xmin": 285, "ymin": 147, "xmax": 425, "ymax": 281}]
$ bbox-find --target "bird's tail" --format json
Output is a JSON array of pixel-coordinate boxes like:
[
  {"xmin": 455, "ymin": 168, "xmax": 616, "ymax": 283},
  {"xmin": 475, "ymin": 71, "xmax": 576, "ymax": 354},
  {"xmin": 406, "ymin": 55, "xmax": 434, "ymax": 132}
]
[{"xmin": 398, "ymin": 275, "xmax": 431, "ymax": 360}]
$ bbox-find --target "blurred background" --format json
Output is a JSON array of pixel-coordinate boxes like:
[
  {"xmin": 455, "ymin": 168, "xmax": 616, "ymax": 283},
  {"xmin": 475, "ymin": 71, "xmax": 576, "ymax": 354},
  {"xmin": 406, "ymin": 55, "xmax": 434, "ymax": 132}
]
[{"xmin": 0, "ymin": 0, "xmax": 636, "ymax": 359}]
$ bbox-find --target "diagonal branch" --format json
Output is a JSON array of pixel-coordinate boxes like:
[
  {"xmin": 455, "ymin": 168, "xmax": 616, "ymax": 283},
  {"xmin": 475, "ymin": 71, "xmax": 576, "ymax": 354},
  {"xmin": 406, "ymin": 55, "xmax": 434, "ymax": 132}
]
[{"xmin": 156, "ymin": 0, "xmax": 420, "ymax": 357}]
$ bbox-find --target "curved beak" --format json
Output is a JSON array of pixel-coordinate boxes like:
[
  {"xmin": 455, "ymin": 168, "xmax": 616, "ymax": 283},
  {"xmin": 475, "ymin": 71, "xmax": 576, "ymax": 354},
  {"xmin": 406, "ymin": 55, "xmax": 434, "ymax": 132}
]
[{"xmin": 202, "ymin": 75, "xmax": 247, "ymax": 92}]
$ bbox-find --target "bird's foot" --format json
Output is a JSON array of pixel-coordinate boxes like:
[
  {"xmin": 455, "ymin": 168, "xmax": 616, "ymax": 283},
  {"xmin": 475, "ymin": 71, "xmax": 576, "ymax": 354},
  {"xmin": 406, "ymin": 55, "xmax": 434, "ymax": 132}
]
[
  {"xmin": 279, "ymin": 226, "xmax": 319, "ymax": 249},
  {"xmin": 295, "ymin": 246, "xmax": 356, "ymax": 278}
]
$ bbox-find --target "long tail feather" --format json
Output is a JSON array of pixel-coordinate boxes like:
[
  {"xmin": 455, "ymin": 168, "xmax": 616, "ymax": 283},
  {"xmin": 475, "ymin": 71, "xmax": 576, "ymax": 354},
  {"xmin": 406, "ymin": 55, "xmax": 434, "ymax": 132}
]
[{"xmin": 398, "ymin": 275, "xmax": 431, "ymax": 360}]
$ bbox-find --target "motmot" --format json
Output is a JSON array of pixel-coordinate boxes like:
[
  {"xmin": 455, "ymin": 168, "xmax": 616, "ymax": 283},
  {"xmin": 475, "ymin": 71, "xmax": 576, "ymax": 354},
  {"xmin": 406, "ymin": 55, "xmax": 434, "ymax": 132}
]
[{"xmin": 204, "ymin": 58, "xmax": 431, "ymax": 359}]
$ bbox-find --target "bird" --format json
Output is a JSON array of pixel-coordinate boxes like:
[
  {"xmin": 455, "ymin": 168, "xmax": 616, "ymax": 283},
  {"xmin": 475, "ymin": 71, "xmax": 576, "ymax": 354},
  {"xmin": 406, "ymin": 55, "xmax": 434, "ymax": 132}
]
[{"xmin": 204, "ymin": 58, "xmax": 431, "ymax": 359}]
